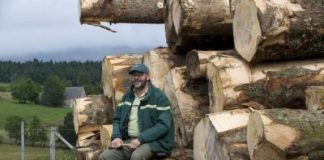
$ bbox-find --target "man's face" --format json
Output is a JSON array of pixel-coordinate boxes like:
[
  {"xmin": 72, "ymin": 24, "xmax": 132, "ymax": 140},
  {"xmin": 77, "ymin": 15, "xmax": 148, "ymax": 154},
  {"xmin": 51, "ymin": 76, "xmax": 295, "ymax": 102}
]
[{"xmin": 130, "ymin": 72, "xmax": 150, "ymax": 89}]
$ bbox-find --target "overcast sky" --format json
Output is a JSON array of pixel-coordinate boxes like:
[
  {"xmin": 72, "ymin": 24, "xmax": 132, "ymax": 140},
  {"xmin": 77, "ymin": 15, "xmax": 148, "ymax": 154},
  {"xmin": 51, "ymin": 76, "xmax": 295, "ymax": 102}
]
[{"xmin": 0, "ymin": 0, "xmax": 166, "ymax": 59}]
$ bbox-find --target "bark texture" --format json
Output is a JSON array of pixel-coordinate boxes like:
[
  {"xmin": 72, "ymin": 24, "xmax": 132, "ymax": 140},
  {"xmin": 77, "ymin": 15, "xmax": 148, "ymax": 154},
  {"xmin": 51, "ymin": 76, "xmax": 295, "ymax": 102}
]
[
  {"xmin": 79, "ymin": 0, "xmax": 165, "ymax": 24},
  {"xmin": 248, "ymin": 109, "xmax": 324, "ymax": 160},
  {"xmin": 165, "ymin": 0, "xmax": 237, "ymax": 54},
  {"xmin": 233, "ymin": 0, "xmax": 324, "ymax": 63}
]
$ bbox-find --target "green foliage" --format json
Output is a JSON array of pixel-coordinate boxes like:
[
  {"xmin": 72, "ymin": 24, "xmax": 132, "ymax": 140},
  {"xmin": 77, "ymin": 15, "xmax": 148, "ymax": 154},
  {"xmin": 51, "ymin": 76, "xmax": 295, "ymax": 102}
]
[
  {"xmin": 28, "ymin": 115, "xmax": 47, "ymax": 146},
  {"xmin": 10, "ymin": 78, "xmax": 40, "ymax": 104},
  {"xmin": 4, "ymin": 115, "xmax": 27, "ymax": 144},
  {"xmin": 58, "ymin": 112, "xmax": 77, "ymax": 145},
  {"xmin": 41, "ymin": 75, "xmax": 65, "ymax": 107},
  {"xmin": 0, "ymin": 60, "xmax": 102, "ymax": 94}
]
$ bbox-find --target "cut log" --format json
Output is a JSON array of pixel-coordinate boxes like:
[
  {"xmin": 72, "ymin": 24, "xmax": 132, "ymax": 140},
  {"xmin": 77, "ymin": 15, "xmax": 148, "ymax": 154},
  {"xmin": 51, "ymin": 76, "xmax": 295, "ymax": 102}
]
[
  {"xmin": 236, "ymin": 67, "xmax": 324, "ymax": 109},
  {"xmin": 194, "ymin": 109, "xmax": 250, "ymax": 160},
  {"xmin": 79, "ymin": 0, "xmax": 165, "ymax": 24},
  {"xmin": 77, "ymin": 144, "xmax": 102, "ymax": 160},
  {"xmin": 102, "ymin": 54, "xmax": 142, "ymax": 109},
  {"xmin": 100, "ymin": 125, "xmax": 113, "ymax": 150},
  {"xmin": 77, "ymin": 132, "xmax": 100, "ymax": 147},
  {"xmin": 207, "ymin": 55, "xmax": 251, "ymax": 112},
  {"xmin": 247, "ymin": 108, "xmax": 324, "ymax": 160},
  {"xmin": 143, "ymin": 47, "xmax": 185, "ymax": 90},
  {"xmin": 73, "ymin": 96, "xmax": 113, "ymax": 134},
  {"xmin": 186, "ymin": 50, "xmax": 236, "ymax": 79},
  {"xmin": 233, "ymin": 0, "xmax": 324, "ymax": 63},
  {"xmin": 305, "ymin": 86, "xmax": 324, "ymax": 111},
  {"xmin": 165, "ymin": 0, "xmax": 236, "ymax": 54},
  {"xmin": 164, "ymin": 67, "xmax": 209, "ymax": 148}
]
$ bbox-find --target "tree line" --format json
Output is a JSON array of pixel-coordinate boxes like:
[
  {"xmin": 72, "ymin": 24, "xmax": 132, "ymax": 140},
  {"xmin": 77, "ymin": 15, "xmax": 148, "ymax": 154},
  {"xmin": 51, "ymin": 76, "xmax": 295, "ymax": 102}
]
[{"xmin": 0, "ymin": 59, "xmax": 102, "ymax": 95}]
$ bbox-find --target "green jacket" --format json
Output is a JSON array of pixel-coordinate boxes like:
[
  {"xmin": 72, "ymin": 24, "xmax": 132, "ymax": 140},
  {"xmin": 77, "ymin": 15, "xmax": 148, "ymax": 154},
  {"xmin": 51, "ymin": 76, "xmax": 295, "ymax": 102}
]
[{"xmin": 111, "ymin": 82, "xmax": 175, "ymax": 153}]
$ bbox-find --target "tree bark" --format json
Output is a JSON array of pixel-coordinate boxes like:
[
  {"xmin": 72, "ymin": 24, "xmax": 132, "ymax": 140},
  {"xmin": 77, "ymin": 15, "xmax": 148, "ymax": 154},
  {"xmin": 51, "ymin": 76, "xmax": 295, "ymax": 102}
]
[
  {"xmin": 305, "ymin": 86, "xmax": 324, "ymax": 111},
  {"xmin": 143, "ymin": 47, "xmax": 185, "ymax": 90},
  {"xmin": 164, "ymin": 67, "xmax": 209, "ymax": 148},
  {"xmin": 247, "ymin": 108, "xmax": 324, "ymax": 160},
  {"xmin": 79, "ymin": 0, "xmax": 165, "ymax": 24},
  {"xmin": 73, "ymin": 96, "xmax": 113, "ymax": 134},
  {"xmin": 237, "ymin": 66, "xmax": 324, "ymax": 109},
  {"xmin": 100, "ymin": 124, "xmax": 113, "ymax": 150},
  {"xmin": 194, "ymin": 109, "xmax": 250, "ymax": 160},
  {"xmin": 207, "ymin": 55, "xmax": 251, "ymax": 113},
  {"xmin": 165, "ymin": 0, "xmax": 236, "ymax": 54},
  {"xmin": 102, "ymin": 54, "xmax": 142, "ymax": 109},
  {"xmin": 233, "ymin": 0, "xmax": 324, "ymax": 63}
]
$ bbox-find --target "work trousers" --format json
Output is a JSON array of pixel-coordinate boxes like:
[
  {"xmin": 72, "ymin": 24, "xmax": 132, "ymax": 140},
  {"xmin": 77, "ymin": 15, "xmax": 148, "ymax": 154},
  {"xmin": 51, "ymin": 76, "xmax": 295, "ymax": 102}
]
[{"xmin": 98, "ymin": 139, "xmax": 153, "ymax": 160}]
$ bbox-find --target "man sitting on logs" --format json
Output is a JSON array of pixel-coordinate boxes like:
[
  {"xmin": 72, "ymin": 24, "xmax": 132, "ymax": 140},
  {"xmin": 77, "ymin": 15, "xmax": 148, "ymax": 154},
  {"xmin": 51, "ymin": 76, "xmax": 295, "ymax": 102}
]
[{"xmin": 99, "ymin": 64, "xmax": 175, "ymax": 160}]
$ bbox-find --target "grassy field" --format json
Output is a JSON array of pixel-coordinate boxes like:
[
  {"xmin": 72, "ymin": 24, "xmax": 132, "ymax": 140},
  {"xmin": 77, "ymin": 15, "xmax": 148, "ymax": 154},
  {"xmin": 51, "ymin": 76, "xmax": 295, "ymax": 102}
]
[
  {"xmin": 0, "ymin": 144, "xmax": 74, "ymax": 160},
  {"xmin": 0, "ymin": 97, "xmax": 72, "ymax": 143},
  {"xmin": 0, "ymin": 98, "xmax": 72, "ymax": 129}
]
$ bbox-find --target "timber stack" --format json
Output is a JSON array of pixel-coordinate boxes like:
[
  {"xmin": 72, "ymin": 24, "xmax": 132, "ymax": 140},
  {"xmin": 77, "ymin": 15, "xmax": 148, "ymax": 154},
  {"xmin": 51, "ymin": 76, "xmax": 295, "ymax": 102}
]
[{"xmin": 76, "ymin": 0, "xmax": 324, "ymax": 159}]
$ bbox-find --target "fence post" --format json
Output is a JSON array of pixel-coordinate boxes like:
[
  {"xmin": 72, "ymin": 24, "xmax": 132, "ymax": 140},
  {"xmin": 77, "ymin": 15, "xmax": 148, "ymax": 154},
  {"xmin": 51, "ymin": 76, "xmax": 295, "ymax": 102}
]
[
  {"xmin": 21, "ymin": 121, "xmax": 25, "ymax": 160},
  {"xmin": 50, "ymin": 127, "xmax": 57, "ymax": 160}
]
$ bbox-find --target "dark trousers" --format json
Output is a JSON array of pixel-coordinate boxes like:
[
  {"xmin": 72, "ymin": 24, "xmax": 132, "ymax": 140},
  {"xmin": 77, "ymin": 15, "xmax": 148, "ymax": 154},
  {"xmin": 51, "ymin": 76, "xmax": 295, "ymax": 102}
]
[{"xmin": 98, "ymin": 139, "xmax": 153, "ymax": 160}]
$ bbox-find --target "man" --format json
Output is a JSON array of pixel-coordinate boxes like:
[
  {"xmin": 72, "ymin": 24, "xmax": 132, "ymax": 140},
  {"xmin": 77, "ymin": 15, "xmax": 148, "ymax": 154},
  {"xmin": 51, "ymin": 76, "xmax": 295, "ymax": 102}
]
[{"xmin": 99, "ymin": 63, "xmax": 175, "ymax": 160}]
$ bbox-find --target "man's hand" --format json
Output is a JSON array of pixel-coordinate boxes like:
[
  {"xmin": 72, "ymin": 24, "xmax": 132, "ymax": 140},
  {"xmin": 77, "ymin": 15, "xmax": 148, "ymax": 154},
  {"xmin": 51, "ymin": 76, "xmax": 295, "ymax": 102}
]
[
  {"xmin": 111, "ymin": 138, "xmax": 123, "ymax": 149},
  {"xmin": 129, "ymin": 138, "xmax": 141, "ymax": 149}
]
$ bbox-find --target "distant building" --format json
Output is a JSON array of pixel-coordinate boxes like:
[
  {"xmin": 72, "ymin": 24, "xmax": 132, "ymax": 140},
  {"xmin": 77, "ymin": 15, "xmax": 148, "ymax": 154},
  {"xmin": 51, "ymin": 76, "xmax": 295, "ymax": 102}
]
[{"xmin": 64, "ymin": 87, "xmax": 86, "ymax": 108}]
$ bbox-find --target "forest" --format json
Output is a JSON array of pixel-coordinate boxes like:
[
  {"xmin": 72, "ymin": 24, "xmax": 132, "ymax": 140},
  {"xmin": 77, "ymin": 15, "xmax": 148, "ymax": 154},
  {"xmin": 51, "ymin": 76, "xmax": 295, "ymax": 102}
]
[{"xmin": 0, "ymin": 59, "xmax": 102, "ymax": 95}]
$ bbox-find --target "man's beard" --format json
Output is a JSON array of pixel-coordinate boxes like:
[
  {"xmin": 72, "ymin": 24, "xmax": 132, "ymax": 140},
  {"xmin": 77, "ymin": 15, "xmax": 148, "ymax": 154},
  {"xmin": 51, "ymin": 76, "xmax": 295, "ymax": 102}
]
[{"xmin": 133, "ymin": 79, "xmax": 147, "ymax": 89}]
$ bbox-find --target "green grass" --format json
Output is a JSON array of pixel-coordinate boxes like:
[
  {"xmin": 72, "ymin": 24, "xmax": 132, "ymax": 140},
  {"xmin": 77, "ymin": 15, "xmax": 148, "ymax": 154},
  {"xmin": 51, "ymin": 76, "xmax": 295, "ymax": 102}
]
[
  {"xmin": 0, "ymin": 98, "xmax": 72, "ymax": 129},
  {"xmin": 0, "ymin": 144, "xmax": 74, "ymax": 160},
  {"xmin": 0, "ymin": 97, "xmax": 72, "ymax": 144}
]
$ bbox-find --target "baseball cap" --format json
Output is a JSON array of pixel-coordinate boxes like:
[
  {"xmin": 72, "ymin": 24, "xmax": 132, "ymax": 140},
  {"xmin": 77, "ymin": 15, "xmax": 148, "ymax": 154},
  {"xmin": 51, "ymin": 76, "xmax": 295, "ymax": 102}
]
[{"xmin": 129, "ymin": 64, "xmax": 149, "ymax": 74}]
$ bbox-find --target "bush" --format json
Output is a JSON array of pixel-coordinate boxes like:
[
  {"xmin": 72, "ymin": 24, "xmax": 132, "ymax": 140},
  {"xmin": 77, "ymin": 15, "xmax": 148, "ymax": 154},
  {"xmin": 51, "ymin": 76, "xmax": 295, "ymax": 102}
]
[
  {"xmin": 10, "ymin": 77, "xmax": 40, "ymax": 104},
  {"xmin": 41, "ymin": 75, "xmax": 65, "ymax": 107},
  {"xmin": 28, "ymin": 115, "xmax": 47, "ymax": 146},
  {"xmin": 58, "ymin": 112, "xmax": 77, "ymax": 145},
  {"xmin": 4, "ymin": 115, "xmax": 27, "ymax": 144}
]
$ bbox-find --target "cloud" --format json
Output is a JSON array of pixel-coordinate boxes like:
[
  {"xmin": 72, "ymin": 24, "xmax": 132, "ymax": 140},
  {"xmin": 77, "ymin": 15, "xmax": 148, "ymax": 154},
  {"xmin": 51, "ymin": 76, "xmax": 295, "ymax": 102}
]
[{"xmin": 0, "ymin": 0, "xmax": 166, "ymax": 57}]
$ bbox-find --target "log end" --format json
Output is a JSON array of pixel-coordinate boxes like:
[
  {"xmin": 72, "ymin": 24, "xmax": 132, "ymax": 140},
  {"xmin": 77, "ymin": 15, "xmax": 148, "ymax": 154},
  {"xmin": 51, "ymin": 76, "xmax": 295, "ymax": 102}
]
[{"xmin": 233, "ymin": 0, "xmax": 261, "ymax": 62}]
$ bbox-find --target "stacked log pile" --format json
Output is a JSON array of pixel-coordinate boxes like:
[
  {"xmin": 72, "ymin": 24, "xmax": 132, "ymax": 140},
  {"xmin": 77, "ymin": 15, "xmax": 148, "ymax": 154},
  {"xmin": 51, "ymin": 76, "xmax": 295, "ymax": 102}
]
[
  {"xmin": 77, "ymin": 0, "xmax": 324, "ymax": 159},
  {"xmin": 73, "ymin": 95, "xmax": 113, "ymax": 159}
]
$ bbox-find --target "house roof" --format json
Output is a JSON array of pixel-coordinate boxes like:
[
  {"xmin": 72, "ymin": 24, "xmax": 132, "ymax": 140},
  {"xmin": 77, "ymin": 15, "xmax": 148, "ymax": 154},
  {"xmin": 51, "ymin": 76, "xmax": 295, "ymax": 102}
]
[{"xmin": 64, "ymin": 87, "xmax": 86, "ymax": 99}]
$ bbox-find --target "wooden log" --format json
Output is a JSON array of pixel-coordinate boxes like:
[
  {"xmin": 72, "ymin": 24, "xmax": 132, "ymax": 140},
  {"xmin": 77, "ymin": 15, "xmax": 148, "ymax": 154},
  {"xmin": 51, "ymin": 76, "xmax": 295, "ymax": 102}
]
[
  {"xmin": 100, "ymin": 125, "xmax": 113, "ymax": 150},
  {"xmin": 185, "ymin": 50, "xmax": 236, "ymax": 79},
  {"xmin": 79, "ymin": 0, "xmax": 165, "ymax": 24},
  {"xmin": 77, "ymin": 144, "xmax": 102, "ymax": 160},
  {"xmin": 305, "ymin": 86, "xmax": 324, "ymax": 111},
  {"xmin": 77, "ymin": 132, "xmax": 99, "ymax": 147},
  {"xmin": 73, "ymin": 96, "xmax": 113, "ymax": 134},
  {"xmin": 164, "ymin": 67, "xmax": 209, "ymax": 148},
  {"xmin": 233, "ymin": 0, "xmax": 324, "ymax": 63},
  {"xmin": 247, "ymin": 108, "xmax": 324, "ymax": 160},
  {"xmin": 165, "ymin": 0, "xmax": 237, "ymax": 54},
  {"xmin": 143, "ymin": 47, "xmax": 185, "ymax": 90},
  {"xmin": 237, "ymin": 66, "xmax": 324, "ymax": 109},
  {"xmin": 102, "ymin": 54, "xmax": 142, "ymax": 109},
  {"xmin": 207, "ymin": 55, "xmax": 251, "ymax": 112},
  {"xmin": 194, "ymin": 109, "xmax": 250, "ymax": 160}
]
